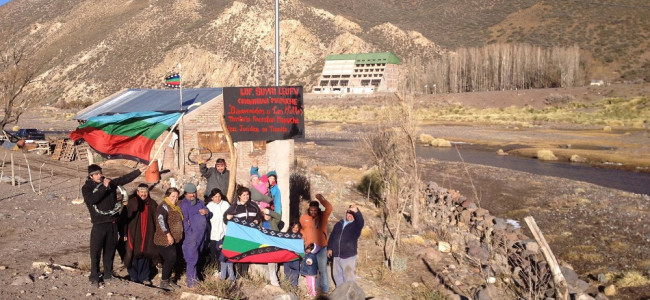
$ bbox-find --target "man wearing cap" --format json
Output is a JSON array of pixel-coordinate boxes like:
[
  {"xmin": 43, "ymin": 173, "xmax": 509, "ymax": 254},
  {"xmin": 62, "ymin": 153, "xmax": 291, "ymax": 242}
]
[
  {"xmin": 327, "ymin": 204, "xmax": 364, "ymax": 286},
  {"xmin": 199, "ymin": 158, "xmax": 230, "ymax": 201},
  {"xmin": 82, "ymin": 164, "xmax": 144, "ymax": 287},
  {"xmin": 179, "ymin": 182, "xmax": 209, "ymax": 287},
  {"xmin": 299, "ymin": 194, "xmax": 332, "ymax": 293}
]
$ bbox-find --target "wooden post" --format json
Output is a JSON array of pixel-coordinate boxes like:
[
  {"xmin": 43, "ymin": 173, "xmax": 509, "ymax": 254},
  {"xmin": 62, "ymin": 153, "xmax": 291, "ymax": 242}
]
[
  {"xmin": 1, "ymin": 151, "xmax": 6, "ymax": 179},
  {"xmin": 219, "ymin": 115, "xmax": 237, "ymax": 202},
  {"xmin": 524, "ymin": 216, "xmax": 569, "ymax": 300},
  {"xmin": 11, "ymin": 153, "xmax": 15, "ymax": 186},
  {"xmin": 23, "ymin": 153, "xmax": 35, "ymax": 193},
  {"xmin": 266, "ymin": 139, "xmax": 291, "ymax": 230},
  {"xmin": 38, "ymin": 163, "xmax": 44, "ymax": 194}
]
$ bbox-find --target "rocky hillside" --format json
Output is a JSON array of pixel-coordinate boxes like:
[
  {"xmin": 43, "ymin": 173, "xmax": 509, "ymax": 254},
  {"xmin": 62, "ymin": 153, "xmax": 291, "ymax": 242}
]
[
  {"xmin": 0, "ymin": 0, "xmax": 443, "ymax": 106},
  {"xmin": 0, "ymin": 0, "xmax": 648, "ymax": 107}
]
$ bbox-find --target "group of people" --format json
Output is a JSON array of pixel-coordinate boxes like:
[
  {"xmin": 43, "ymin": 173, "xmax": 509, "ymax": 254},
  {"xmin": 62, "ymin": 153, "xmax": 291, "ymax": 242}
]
[{"xmin": 82, "ymin": 158, "xmax": 364, "ymax": 296}]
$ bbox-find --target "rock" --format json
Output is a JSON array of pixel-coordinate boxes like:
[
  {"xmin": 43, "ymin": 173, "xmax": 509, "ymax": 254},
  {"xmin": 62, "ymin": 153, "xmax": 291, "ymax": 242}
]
[
  {"xmin": 468, "ymin": 246, "xmax": 489, "ymax": 263},
  {"xmin": 594, "ymin": 293, "xmax": 609, "ymax": 300},
  {"xmin": 85, "ymin": 293, "xmax": 93, "ymax": 297},
  {"xmin": 573, "ymin": 279, "xmax": 590, "ymax": 293},
  {"xmin": 0, "ymin": 265, "xmax": 7, "ymax": 270},
  {"xmin": 271, "ymin": 293, "xmax": 299, "ymax": 300},
  {"xmin": 11, "ymin": 275, "xmax": 34, "ymax": 285},
  {"xmin": 597, "ymin": 273, "xmax": 607, "ymax": 284},
  {"xmin": 477, "ymin": 285, "xmax": 499, "ymax": 300},
  {"xmin": 496, "ymin": 149, "xmax": 508, "ymax": 156},
  {"xmin": 424, "ymin": 247, "xmax": 443, "ymax": 263},
  {"xmin": 328, "ymin": 281, "xmax": 365, "ymax": 300},
  {"xmin": 561, "ymin": 266, "xmax": 579, "ymax": 287},
  {"xmin": 411, "ymin": 282, "xmax": 419, "ymax": 288},
  {"xmin": 603, "ymin": 284, "xmax": 616, "ymax": 296},
  {"xmin": 524, "ymin": 241, "xmax": 540, "ymax": 254},
  {"xmin": 438, "ymin": 241, "xmax": 451, "ymax": 253},
  {"xmin": 574, "ymin": 293, "xmax": 595, "ymax": 300}
]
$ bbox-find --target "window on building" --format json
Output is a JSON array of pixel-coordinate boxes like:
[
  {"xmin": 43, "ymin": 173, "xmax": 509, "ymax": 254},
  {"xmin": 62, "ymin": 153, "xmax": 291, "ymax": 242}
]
[
  {"xmin": 320, "ymin": 81, "xmax": 328, "ymax": 86},
  {"xmin": 330, "ymin": 80, "xmax": 339, "ymax": 86},
  {"xmin": 361, "ymin": 80, "xmax": 370, "ymax": 86},
  {"xmin": 340, "ymin": 80, "xmax": 349, "ymax": 86},
  {"xmin": 323, "ymin": 75, "xmax": 331, "ymax": 78},
  {"xmin": 198, "ymin": 131, "xmax": 229, "ymax": 154},
  {"xmin": 342, "ymin": 75, "xmax": 350, "ymax": 78},
  {"xmin": 371, "ymin": 79, "xmax": 381, "ymax": 87}
]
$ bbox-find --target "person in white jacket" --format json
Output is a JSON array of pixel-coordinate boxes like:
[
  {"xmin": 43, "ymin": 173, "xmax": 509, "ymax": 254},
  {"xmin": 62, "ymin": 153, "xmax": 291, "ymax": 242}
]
[{"xmin": 206, "ymin": 188, "xmax": 230, "ymax": 275}]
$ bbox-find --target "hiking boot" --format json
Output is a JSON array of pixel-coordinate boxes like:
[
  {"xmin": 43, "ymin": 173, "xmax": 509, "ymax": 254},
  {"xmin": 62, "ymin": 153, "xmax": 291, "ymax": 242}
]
[
  {"xmin": 142, "ymin": 280, "xmax": 153, "ymax": 286},
  {"xmin": 168, "ymin": 281, "xmax": 181, "ymax": 290},
  {"xmin": 160, "ymin": 279, "xmax": 171, "ymax": 290}
]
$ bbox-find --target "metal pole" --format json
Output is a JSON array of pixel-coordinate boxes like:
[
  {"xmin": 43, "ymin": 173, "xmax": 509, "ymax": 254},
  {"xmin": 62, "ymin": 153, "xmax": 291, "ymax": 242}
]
[{"xmin": 274, "ymin": 0, "xmax": 280, "ymax": 86}]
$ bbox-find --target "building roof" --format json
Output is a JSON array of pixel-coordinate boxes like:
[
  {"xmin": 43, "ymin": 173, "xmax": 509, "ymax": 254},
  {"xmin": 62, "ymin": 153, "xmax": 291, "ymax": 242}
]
[
  {"xmin": 74, "ymin": 88, "xmax": 223, "ymax": 121},
  {"xmin": 325, "ymin": 52, "xmax": 401, "ymax": 65}
]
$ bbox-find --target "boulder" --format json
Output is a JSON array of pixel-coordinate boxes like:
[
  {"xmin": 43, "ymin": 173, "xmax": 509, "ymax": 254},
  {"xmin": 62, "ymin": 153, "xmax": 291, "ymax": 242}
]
[{"xmin": 329, "ymin": 281, "xmax": 366, "ymax": 300}]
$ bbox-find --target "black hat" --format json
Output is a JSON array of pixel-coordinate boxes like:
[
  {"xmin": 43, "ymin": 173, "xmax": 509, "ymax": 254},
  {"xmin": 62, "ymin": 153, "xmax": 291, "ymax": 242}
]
[{"xmin": 88, "ymin": 164, "xmax": 102, "ymax": 175}]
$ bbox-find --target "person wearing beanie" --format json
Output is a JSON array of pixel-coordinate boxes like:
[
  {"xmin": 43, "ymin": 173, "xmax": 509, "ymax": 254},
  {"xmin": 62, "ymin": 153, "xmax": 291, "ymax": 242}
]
[
  {"xmin": 299, "ymin": 193, "xmax": 332, "ymax": 293},
  {"xmin": 123, "ymin": 183, "xmax": 158, "ymax": 285},
  {"xmin": 199, "ymin": 158, "xmax": 230, "ymax": 201},
  {"xmin": 300, "ymin": 243, "xmax": 319, "ymax": 297},
  {"xmin": 179, "ymin": 182, "xmax": 209, "ymax": 287},
  {"xmin": 250, "ymin": 159, "xmax": 281, "ymax": 215},
  {"xmin": 82, "ymin": 163, "xmax": 145, "ymax": 287},
  {"xmin": 327, "ymin": 204, "xmax": 364, "ymax": 286}
]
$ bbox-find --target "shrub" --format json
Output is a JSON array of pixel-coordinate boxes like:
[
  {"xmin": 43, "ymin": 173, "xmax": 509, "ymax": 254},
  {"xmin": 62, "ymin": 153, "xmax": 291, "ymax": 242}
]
[
  {"xmin": 537, "ymin": 149, "xmax": 558, "ymax": 161},
  {"xmin": 357, "ymin": 167, "xmax": 383, "ymax": 205}
]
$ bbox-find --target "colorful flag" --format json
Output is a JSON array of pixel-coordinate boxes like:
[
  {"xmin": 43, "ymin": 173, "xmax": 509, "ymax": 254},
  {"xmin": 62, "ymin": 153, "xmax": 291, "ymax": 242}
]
[
  {"xmin": 164, "ymin": 73, "xmax": 181, "ymax": 88},
  {"xmin": 222, "ymin": 218, "xmax": 304, "ymax": 263},
  {"xmin": 70, "ymin": 111, "xmax": 182, "ymax": 164}
]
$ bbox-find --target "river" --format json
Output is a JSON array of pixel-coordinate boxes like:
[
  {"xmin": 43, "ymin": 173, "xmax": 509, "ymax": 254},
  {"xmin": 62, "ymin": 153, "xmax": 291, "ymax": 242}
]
[{"xmin": 300, "ymin": 138, "xmax": 650, "ymax": 196}]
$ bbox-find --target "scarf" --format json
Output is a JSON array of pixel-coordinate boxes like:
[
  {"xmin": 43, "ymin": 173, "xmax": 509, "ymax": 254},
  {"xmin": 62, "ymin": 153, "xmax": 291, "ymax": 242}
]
[{"xmin": 164, "ymin": 197, "xmax": 184, "ymax": 220}]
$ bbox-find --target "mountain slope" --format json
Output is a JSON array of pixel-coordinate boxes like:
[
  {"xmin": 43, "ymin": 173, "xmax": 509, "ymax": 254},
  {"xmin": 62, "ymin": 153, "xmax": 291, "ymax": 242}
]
[{"xmin": 0, "ymin": 0, "xmax": 648, "ymax": 107}]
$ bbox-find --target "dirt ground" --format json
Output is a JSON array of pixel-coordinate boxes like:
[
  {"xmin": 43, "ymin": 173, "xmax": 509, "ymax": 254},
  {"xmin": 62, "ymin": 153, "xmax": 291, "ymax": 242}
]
[{"xmin": 0, "ymin": 85, "xmax": 649, "ymax": 299}]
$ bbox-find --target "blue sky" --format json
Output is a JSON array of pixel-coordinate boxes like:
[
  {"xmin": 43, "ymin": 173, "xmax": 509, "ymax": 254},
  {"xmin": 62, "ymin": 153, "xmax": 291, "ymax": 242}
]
[{"xmin": 0, "ymin": 0, "xmax": 11, "ymax": 6}]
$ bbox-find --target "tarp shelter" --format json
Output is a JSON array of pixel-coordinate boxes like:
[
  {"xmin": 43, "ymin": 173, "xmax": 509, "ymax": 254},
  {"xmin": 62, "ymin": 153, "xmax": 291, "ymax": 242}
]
[{"xmin": 72, "ymin": 88, "xmax": 286, "ymax": 198}]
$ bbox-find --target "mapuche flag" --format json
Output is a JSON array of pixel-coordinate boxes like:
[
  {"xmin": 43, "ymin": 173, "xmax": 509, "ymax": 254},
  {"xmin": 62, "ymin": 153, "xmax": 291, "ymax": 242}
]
[
  {"xmin": 164, "ymin": 73, "xmax": 180, "ymax": 88},
  {"xmin": 70, "ymin": 111, "xmax": 182, "ymax": 164},
  {"xmin": 222, "ymin": 218, "xmax": 305, "ymax": 263}
]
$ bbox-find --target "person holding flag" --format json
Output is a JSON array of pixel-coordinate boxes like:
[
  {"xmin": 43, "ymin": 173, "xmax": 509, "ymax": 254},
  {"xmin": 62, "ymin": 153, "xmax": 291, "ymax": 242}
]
[{"xmin": 82, "ymin": 164, "xmax": 146, "ymax": 288}]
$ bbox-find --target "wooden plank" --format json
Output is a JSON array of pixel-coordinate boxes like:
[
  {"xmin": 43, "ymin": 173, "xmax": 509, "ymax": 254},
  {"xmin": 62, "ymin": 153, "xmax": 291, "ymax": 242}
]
[{"xmin": 524, "ymin": 216, "xmax": 569, "ymax": 300}]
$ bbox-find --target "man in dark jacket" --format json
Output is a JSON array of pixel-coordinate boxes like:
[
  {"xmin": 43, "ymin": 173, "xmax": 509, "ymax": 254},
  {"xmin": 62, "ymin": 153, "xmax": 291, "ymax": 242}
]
[
  {"xmin": 199, "ymin": 158, "xmax": 229, "ymax": 200},
  {"xmin": 82, "ymin": 164, "xmax": 143, "ymax": 287},
  {"xmin": 327, "ymin": 204, "xmax": 364, "ymax": 287}
]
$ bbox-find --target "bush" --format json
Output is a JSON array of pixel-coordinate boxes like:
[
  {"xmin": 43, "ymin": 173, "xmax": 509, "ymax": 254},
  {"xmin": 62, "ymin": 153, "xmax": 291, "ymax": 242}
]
[{"xmin": 357, "ymin": 167, "xmax": 383, "ymax": 206}]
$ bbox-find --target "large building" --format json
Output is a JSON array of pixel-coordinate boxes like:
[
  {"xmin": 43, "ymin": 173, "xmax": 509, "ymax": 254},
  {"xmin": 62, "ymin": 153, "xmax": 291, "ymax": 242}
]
[{"xmin": 312, "ymin": 52, "xmax": 401, "ymax": 94}]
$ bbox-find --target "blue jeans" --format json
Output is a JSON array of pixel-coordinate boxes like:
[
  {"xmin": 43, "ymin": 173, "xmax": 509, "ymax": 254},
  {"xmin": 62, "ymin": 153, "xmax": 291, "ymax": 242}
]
[{"xmin": 316, "ymin": 246, "xmax": 329, "ymax": 292}]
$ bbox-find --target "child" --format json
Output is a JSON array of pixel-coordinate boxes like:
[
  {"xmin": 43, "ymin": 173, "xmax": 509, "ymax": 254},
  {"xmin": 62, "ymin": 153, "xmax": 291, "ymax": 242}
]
[
  {"xmin": 283, "ymin": 222, "xmax": 302, "ymax": 287},
  {"xmin": 301, "ymin": 243, "xmax": 319, "ymax": 297},
  {"xmin": 219, "ymin": 243, "xmax": 235, "ymax": 282},
  {"xmin": 249, "ymin": 174, "xmax": 271, "ymax": 210}
]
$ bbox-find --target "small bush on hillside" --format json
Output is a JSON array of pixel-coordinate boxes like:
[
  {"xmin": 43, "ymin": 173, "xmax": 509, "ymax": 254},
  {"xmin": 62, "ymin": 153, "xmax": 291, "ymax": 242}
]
[
  {"xmin": 357, "ymin": 167, "xmax": 383, "ymax": 206},
  {"xmin": 615, "ymin": 271, "xmax": 650, "ymax": 288}
]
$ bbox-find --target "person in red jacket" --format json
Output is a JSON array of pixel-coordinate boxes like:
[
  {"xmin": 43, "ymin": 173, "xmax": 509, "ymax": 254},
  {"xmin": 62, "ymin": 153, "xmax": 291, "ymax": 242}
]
[
  {"xmin": 327, "ymin": 204, "xmax": 364, "ymax": 286},
  {"xmin": 299, "ymin": 194, "xmax": 332, "ymax": 293}
]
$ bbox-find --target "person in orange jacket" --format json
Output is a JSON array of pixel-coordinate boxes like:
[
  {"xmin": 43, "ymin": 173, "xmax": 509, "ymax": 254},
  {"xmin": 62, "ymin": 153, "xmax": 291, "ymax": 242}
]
[{"xmin": 299, "ymin": 193, "xmax": 332, "ymax": 293}]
